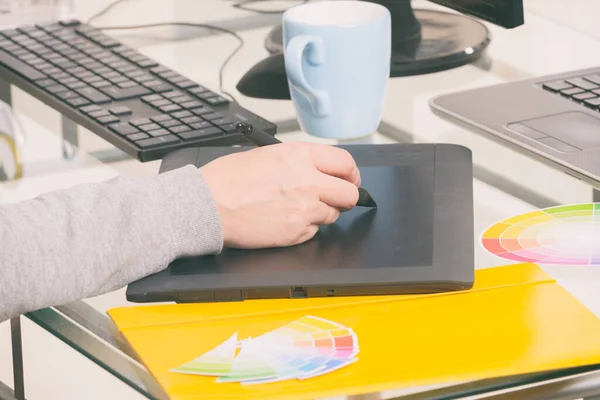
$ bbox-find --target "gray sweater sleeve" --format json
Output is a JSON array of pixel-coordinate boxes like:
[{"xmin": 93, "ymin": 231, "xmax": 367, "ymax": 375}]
[{"xmin": 0, "ymin": 165, "xmax": 223, "ymax": 322}]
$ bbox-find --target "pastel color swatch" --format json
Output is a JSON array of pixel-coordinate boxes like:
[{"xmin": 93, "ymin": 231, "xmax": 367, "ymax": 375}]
[
  {"xmin": 171, "ymin": 316, "xmax": 359, "ymax": 385},
  {"xmin": 482, "ymin": 203, "xmax": 600, "ymax": 265}
]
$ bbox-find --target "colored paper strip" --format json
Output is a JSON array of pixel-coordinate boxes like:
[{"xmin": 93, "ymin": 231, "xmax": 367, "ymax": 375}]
[
  {"xmin": 482, "ymin": 238, "xmax": 508, "ymax": 254},
  {"xmin": 482, "ymin": 223, "xmax": 512, "ymax": 239},
  {"xmin": 545, "ymin": 204, "xmax": 593, "ymax": 214}
]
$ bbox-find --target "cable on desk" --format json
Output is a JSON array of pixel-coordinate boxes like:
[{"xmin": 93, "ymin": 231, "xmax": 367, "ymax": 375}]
[
  {"xmin": 93, "ymin": 22, "xmax": 244, "ymax": 103},
  {"xmin": 86, "ymin": 0, "xmax": 132, "ymax": 25},
  {"xmin": 227, "ymin": 0, "xmax": 309, "ymax": 14}
]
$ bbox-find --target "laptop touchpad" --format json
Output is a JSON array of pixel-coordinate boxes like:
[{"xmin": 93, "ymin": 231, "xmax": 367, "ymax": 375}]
[{"xmin": 515, "ymin": 112, "xmax": 600, "ymax": 152}]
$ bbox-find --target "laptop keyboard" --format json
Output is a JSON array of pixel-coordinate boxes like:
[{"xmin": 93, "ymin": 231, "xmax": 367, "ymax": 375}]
[{"xmin": 541, "ymin": 74, "xmax": 600, "ymax": 109}]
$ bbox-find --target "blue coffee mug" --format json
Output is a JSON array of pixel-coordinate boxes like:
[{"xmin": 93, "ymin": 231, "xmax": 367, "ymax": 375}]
[{"xmin": 282, "ymin": 1, "xmax": 391, "ymax": 139}]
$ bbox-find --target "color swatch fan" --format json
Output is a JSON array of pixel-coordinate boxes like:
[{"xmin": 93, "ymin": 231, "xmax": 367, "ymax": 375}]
[
  {"xmin": 482, "ymin": 203, "xmax": 600, "ymax": 265},
  {"xmin": 171, "ymin": 315, "xmax": 359, "ymax": 385}
]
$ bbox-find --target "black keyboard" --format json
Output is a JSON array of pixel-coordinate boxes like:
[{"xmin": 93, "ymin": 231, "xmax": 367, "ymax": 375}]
[
  {"xmin": 541, "ymin": 73, "xmax": 600, "ymax": 111},
  {"xmin": 0, "ymin": 20, "xmax": 276, "ymax": 161}
]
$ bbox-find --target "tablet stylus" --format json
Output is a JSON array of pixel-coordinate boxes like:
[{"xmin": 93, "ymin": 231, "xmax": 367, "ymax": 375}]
[{"xmin": 235, "ymin": 122, "xmax": 377, "ymax": 208}]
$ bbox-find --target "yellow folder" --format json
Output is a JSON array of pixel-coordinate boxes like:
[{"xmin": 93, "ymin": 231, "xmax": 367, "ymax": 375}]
[{"xmin": 108, "ymin": 263, "xmax": 600, "ymax": 400}]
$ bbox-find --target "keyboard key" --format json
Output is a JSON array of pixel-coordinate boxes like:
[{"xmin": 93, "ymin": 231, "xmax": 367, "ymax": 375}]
[
  {"xmin": 109, "ymin": 122, "xmax": 139, "ymax": 136},
  {"xmin": 167, "ymin": 75, "xmax": 187, "ymax": 84},
  {"xmin": 159, "ymin": 119, "xmax": 180, "ymax": 128},
  {"xmin": 572, "ymin": 92, "xmax": 597, "ymax": 102},
  {"xmin": 172, "ymin": 110, "xmax": 193, "ymax": 119},
  {"xmin": 109, "ymin": 106, "xmax": 132, "ymax": 116},
  {"xmin": 150, "ymin": 114, "xmax": 172, "ymax": 122},
  {"xmin": 168, "ymin": 125, "xmax": 191, "ymax": 134},
  {"xmin": 130, "ymin": 118, "xmax": 152, "ymax": 126},
  {"xmin": 132, "ymin": 73, "xmax": 154, "ymax": 83},
  {"xmin": 83, "ymin": 75, "xmax": 102, "ymax": 84},
  {"xmin": 80, "ymin": 104, "xmax": 101, "ymax": 113},
  {"xmin": 542, "ymin": 80, "xmax": 572, "ymax": 92},
  {"xmin": 202, "ymin": 112, "xmax": 222, "ymax": 120},
  {"xmin": 0, "ymin": 49, "xmax": 45, "ymax": 80},
  {"xmin": 196, "ymin": 91, "xmax": 217, "ymax": 100},
  {"xmin": 135, "ymin": 134, "xmax": 180, "ymax": 148},
  {"xmin": 126, "ymin": 132, "xmax": 149, "ymax": 141},
  {"xmin": 147, "ymin": 128, "xmax": 170, "ymax": 137},
  {"xmin": 181, "ymin": 115, "xmax": 202, "ymax": 124},
  {"xmin": 584, "ymin": 97, "xmax": 600, "ymax": 108},
  {"xmin": 90, "ymin": 80, "xmax": 112, "ymax": 89},
  {"xmin": 157, "ymin": 69, "xmax": 178, "ymax": 78},
  {"xmin": 147, "ymin": 83, "xmax": 172, "ymax": 93},
  {"xmin": 160, "ymin": 104, "xmax": 181, "ymax": 113},
  {"xmin": 76, "ymin": 86, "xmax": 112, "ymax": 104},
  {"xmin": 189, "ymin": 121, "xmax": 213, "ymax": 130},
  {"xmin": 141, "ymin": 78, "xmax": 163, "ymax": 86},
  {"xmin": 118, "ymin": 80, "xmax": 139, "ymax": 88},
  {"xmin": 89, "ymin": 109, "xmax": 110, "ymax": 118},
  {"xmin": 205, "ymin": 95, "xmax": 229, "ymax": 105},
  {"xmin": 180, "ymin": 100, "xmax": 203, "ymax": 109},
  {"xmin": 110, "ymin": 75, "xmax": 128, "ymax": 84},
  {"xmin": 560, "ymin": 87, "xmax": 585, "ymax": 97},
  {"xmin": 57, "ymin": 90, "xmax": 78, "ymax": 100},
  {"xmin": 67, "ymin": 97, "xmax": 90, "ymax": 107},
  {"xmin": 179, "ymin": 127, "xmax": 222, "ymax": 141},
  {"xmin": 171, "ymin": 95, "xmax": 193, "ymax": 104},
  {"xmin": 141, "ymin": 94, "xmax": 163, "ymax": 102},
  {"xmin": 59, "ymin": 19, "xmax": 81, "ymax": 27},
  {"xmin": 100, "ymin": 85, "xmax": 150, "ymax": 100},
  {"xmin": 136, "ymin": 58, "xmax": 159, "ymax": 68},
  {"xmin": 138, "ymin": 123, "xmax": 161, "ymax": 132},
  {"xmin": 35, "ymin": 78, "xmax": 56, "ymax": 87},
  {"xmin": 46, "ymin": 84, "xmax": 69, "ymax": 93},
  {"xmin": 162, "ymin": 90, "xmax": 184, "ymax": 99},
  {"xmin": 97, "ymin": 115, "xmax": 120, "ymax": 124},
  {"xmin": 584, "ymin": 75, "xmax": 600, "ymax": 86},
  {"xmin": 65, "ymin": 80, "xmax": 86, "ymax": 90},
  {"xmin": 190, "ymin": 106, "xmax": 213, "ymax": 115},
  {"xmin": 566, "ymin": 77, "xmax": 599, "ymax": 90},
  {"xmin": 211, "ymin": 117, "xmax": 235, "ymax": 126},
  {"xmin": 151, "ymin": 99, "xmax": 171, "ymax": 107},
  {"xmin": 173, "ymin": 79, "xmax": 198, "ymax": 89},
  {"xmin": 190, "ymin": 86, "xmax": 210, "ymax": 95},
  {"xmin": 149, "ymin": 65, "xmax": 170, "ymax": 74}
]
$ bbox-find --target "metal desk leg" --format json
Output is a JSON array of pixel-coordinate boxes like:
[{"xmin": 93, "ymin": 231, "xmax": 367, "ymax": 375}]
[
  {"xmin": 0, "ymin": 76, "xmax": 10, "ymax": 105},
  {"xmin": 61, "ymin": 115, "xmax": 78, "ymax": 160},
  {"xmin": 10, "ymin": 317, "xmax": 24, "ymax": 400}
]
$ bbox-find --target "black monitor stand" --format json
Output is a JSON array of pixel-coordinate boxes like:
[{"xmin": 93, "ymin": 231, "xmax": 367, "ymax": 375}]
[
  {"xmin": 236, "ymin": 0, "xmax": 490, "ymax": 99},
  {"xmin": 267, "ymin": 0, "xmax": 489, "ymax": 77}
]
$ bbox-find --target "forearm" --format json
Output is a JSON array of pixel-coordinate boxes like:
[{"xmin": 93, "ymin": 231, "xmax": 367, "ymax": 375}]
[{"xmin": 0, "ymin": 165, "xmax": 222, "ymax": 321}]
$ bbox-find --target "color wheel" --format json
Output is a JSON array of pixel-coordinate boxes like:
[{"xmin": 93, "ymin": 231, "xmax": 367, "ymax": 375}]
[
  {"xmin": 171, "ymin": 315, "xmax": 359, "ymax": 385},
  {"xmin": 482, "ymin": 203, "xmax": 600, "ymax": 265}
]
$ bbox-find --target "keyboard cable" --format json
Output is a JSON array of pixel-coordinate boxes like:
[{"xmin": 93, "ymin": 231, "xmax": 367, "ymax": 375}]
[
  {"xmin": 87, "ymin": 1, "xmax": 244, "ymax": 103},
  {"xmin": 227, "ymin": 0, "xmax": 309, "ymax": 14}
]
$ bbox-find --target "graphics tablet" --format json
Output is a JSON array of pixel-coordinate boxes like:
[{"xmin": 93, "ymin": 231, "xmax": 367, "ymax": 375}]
[{"xmin": 126, "ymin": 144, "xmax": 474, "ymax": 303}]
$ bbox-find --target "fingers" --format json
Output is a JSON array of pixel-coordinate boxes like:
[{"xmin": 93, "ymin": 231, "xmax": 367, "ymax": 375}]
[
  {"xmin": 309, "ymin": 201, "xmax": 341, "ymax": 225},
  {"xmin": 307, "ymin": 144, "xmax": 361, "ymax": 187},
  {"xmin": 313, "ymin": 172, "xmax": 360, "ymax": 211}
]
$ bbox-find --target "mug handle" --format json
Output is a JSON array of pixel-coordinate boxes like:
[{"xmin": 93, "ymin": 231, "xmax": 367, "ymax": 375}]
[{"xmin": 285, "ymin": 35, "xmax": 331, "ymax": 118}]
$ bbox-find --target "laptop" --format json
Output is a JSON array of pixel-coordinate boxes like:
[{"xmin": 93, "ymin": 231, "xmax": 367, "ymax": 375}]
[
  {"xmin": 429, "ymin": 66, "xmax": 600, "ymax": 187},
  {"xmin": 126, "ymin": 143, "xmax": 475, "ymax": 303}
]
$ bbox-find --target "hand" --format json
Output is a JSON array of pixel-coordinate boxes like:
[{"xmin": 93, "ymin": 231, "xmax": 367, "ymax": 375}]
[{"xmin": 200, "ymin": 142, "xmax": 361, "ymax": 249}]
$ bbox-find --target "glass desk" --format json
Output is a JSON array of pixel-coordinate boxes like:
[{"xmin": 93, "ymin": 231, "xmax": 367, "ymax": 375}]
[{"xmin": 2, "ymin": 0, "xmax": 600, "ymax": 399}]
